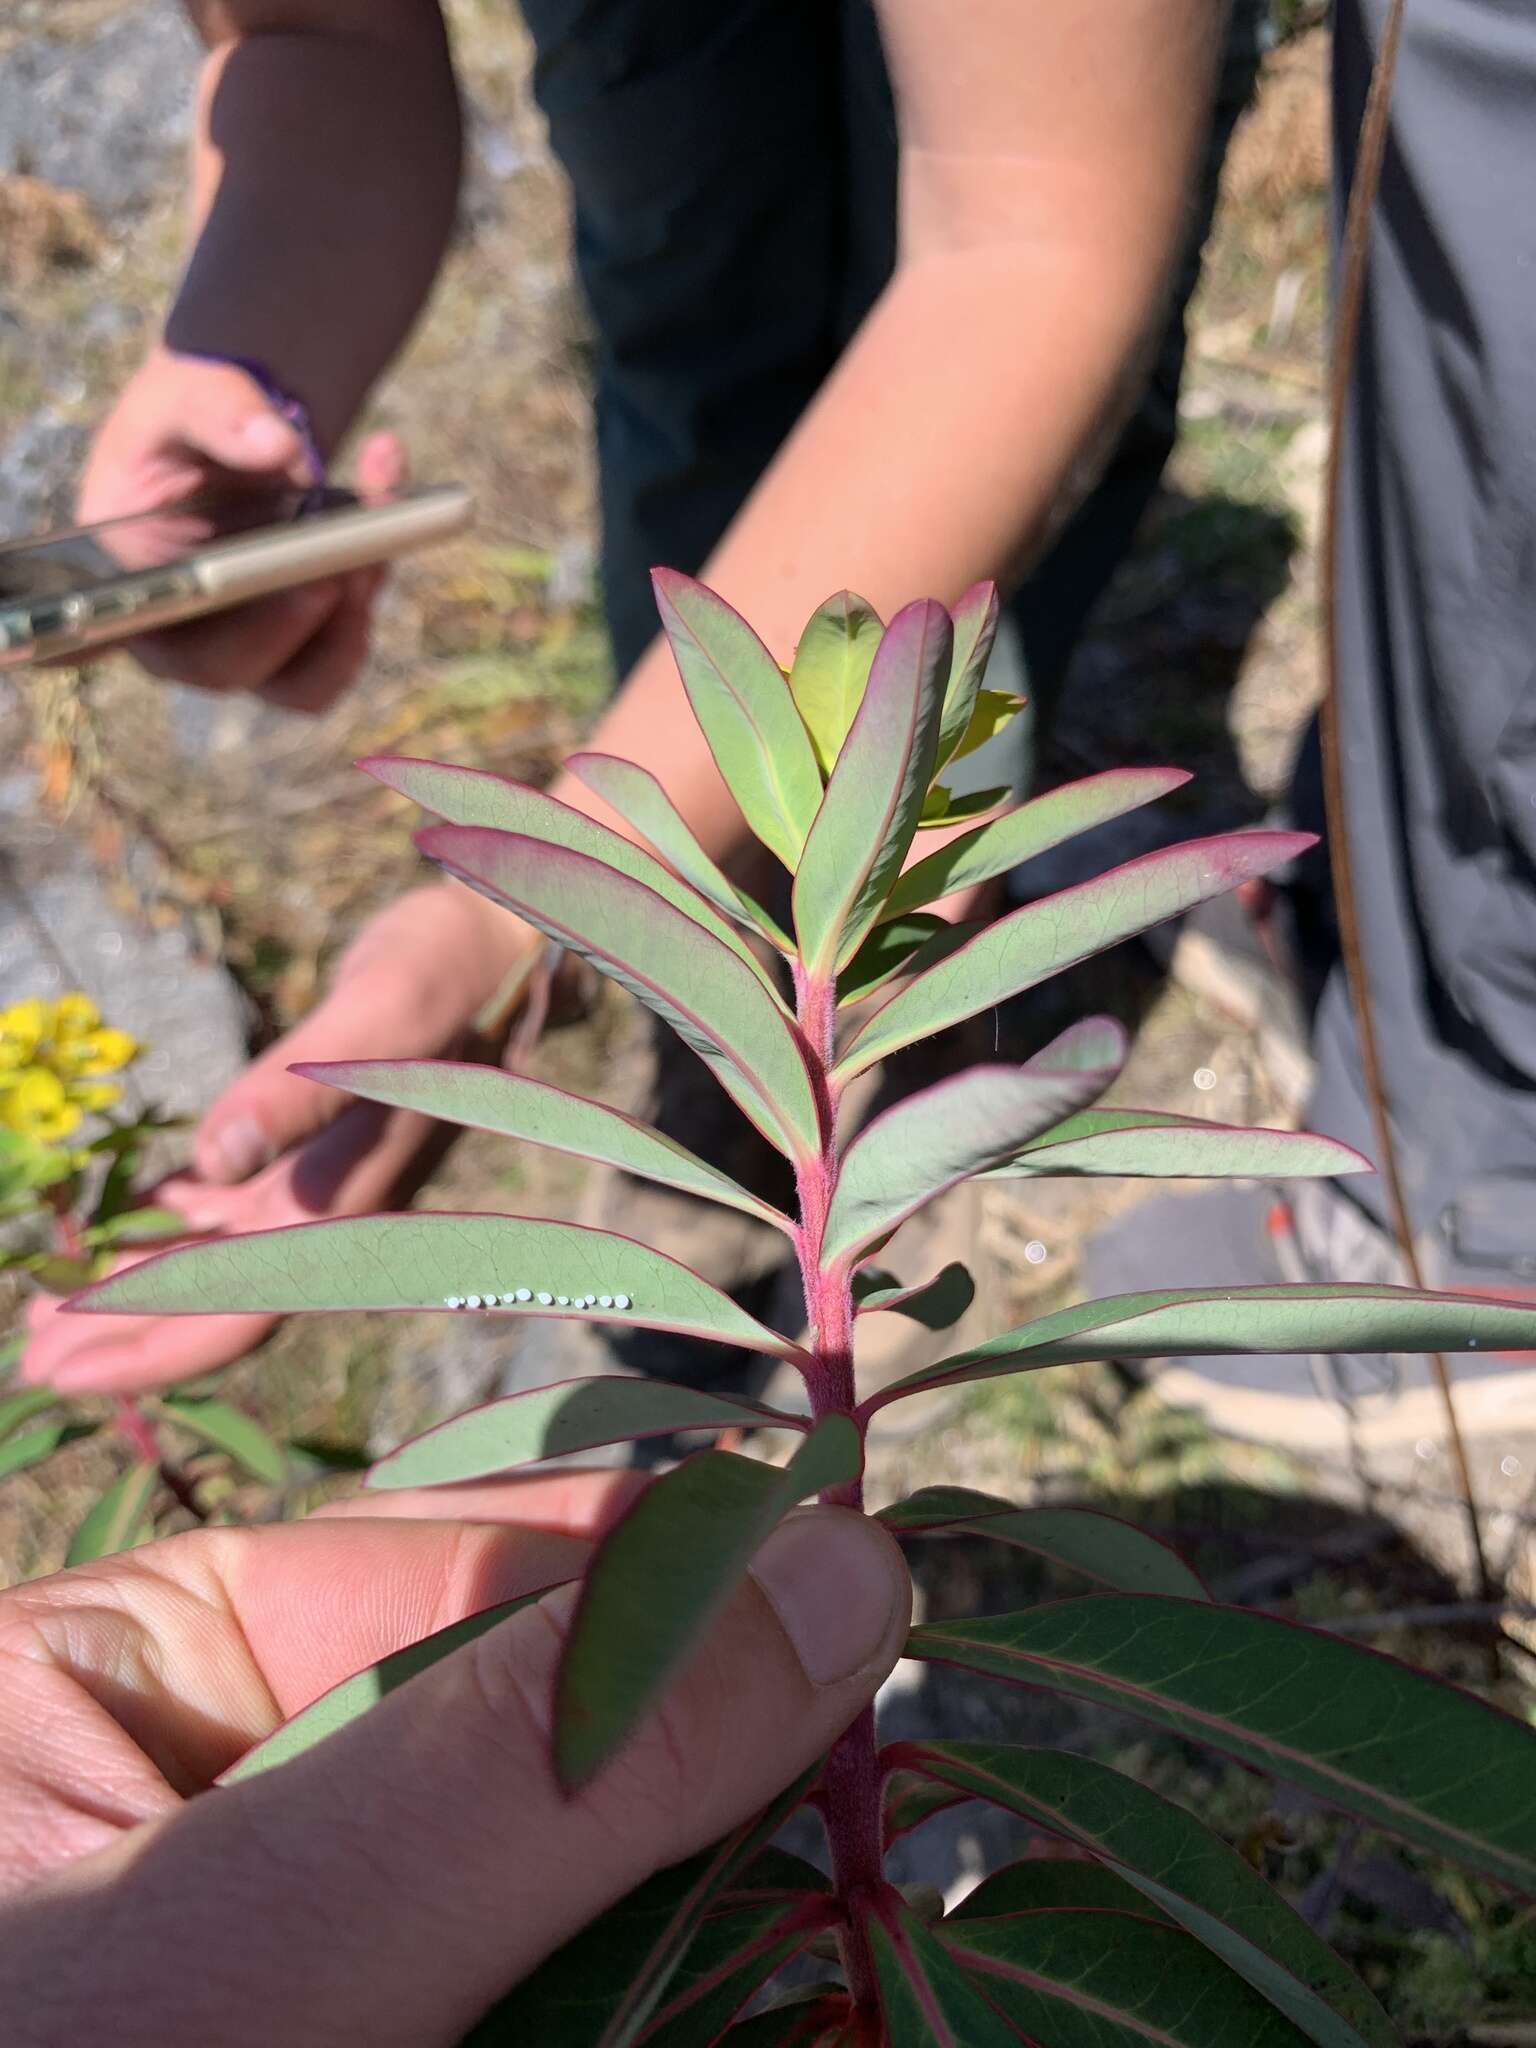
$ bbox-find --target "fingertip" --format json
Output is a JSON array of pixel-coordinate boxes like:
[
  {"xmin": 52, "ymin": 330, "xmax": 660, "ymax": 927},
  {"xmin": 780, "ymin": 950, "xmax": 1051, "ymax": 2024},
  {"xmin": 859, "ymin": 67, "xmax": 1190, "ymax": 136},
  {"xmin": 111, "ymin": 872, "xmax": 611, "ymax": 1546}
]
[
  {"xmin": 748, "ymin": 1507, "xmax": 910, "ymax": 1690},
  {"xmin": 195, "ymin": 1113, "xmax": 275, "ymax": 1186}
]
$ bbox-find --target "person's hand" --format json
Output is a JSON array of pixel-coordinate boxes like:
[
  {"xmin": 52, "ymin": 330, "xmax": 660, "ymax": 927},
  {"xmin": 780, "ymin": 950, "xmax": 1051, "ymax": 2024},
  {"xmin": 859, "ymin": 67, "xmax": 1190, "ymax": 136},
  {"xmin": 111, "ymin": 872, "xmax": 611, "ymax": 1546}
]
[
  {"xmin": 0, "ymin": 1473, "xmax": 910, "ymax": 2047},
  {"xmin": 20, "ymin": 884, "xmax": 539, "ymax": 1396},
  {"xmin": 78, "ymin": 344, "xmax": 402, "ymax": 711}
]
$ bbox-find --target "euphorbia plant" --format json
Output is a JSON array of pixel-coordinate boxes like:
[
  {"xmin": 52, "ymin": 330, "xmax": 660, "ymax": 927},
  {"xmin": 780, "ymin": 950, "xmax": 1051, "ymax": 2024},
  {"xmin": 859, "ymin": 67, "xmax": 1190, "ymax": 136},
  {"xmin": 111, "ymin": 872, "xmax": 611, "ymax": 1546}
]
[{"xmin": 79, "ymin": 574, "xmax": 1536, "ymax": 2045}]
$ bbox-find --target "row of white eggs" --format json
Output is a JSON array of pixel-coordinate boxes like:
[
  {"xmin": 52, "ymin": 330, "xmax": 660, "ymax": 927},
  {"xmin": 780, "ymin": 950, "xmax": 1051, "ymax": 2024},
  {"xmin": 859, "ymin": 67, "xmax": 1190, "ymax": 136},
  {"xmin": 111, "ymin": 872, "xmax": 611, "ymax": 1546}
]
[{"xmin": 441, "ymin": 1290, "xmax": 633, "ymax": 1311}]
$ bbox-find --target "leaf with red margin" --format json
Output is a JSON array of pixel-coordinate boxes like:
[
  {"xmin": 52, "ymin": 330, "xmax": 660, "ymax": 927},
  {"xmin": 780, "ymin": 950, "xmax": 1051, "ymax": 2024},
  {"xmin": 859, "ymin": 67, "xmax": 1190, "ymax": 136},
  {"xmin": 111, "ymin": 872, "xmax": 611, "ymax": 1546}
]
[
  {"xmin": 420, "ymin": 826, "xmax": 821, "ymax": 1159},
  {"xmin": 361, "ymin": 755, "xmax": 784, "ymax": 996},
  {"xmin": 865, "ymin": 1281, "xmax": 1536, "ymax": 1411},
  {"xmin": 835, "ymin": 830, "xmax": 1313, "ymax": 1084},
  {"xmin": 854, "ymin": 1264, "xmax": 975, "ymax": 1332},
  {"xmin": 933, "ymin": 582, "xmax": 1002, "ymax": 773},
  {"xmin": 867, "ymin": 1900, "xmax": 1030, "ymax": 2044},
  {"xmin": 943, "ymin": 1908, "xmax": 1316, "ymax": 2045},
  {"xmin": 883, "ymin": 767, "xmax": 1192, "ymax": 920},
  {"xmin": 821, "ymin": 1019, "xmax": 1122, "ymax": 1264},
  {"xmin": 884, "ymin": 1740, "xmax": 1394, "ymax": 2048},
  {"xmin": 906, "ymin": 1596, "xmax": 1536, "ymax": 1891},
  {"xmin": 987, "ymin": 1106, "xmax": 1371, "ymax": 1181},
  {"xmin": 296, "ymin": 1059, "xmax": 793, "ymax": 1233},
  {"xmin": 566, "ymin": 751, "xmax": 793, "ymax": 953},
  {"xmin": 875, "ymin": 1486, "xmax": 1207, "ymax": 1601},
  {"xmin": 369, "ymin": 1377, "xmax": 803, "ymax": 1490},
  {"xmin": 465, "ymin": 1778, "xmax": 821, "ymax": 2046},
  {"xmin": 793, "ymin": 600, "xmax": 952, "ymax": 976},
  {"xmin": 786, "ymin": 589, "xmax": 885, "ymax": 774},
  {"xmin": 652, "ymin": 570, "xmax": 824, "ymax": 871},
  {"xmin": 74, "ymin": 1212, "xmax": 802, "ymax": 1361}
]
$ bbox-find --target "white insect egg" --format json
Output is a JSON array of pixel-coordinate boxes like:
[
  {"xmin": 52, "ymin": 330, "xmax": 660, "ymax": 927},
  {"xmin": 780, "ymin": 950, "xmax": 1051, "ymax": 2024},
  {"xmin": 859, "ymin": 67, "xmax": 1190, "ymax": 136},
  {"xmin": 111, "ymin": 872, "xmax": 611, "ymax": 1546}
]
[
  {"xmin": 514, "ymin": 1287, "xmax": 532, "ymax": 1303},
  {"xmin": 597, "ymin": 1295, "xmax": 614, "ymax": 1309},
  {"xmin": 614, "ymin": 1293, "xmax": 632, "ymax": 1311},
  {"xmin": 465, "ymin": 1295, "xmax": 483, "ymax": 1309},
  {"xmin": 555, "ymin": 1294, "xmax": 571, "ymax": 1307},
  {"xmin": 444, "ymin": 1296, "xmax": 463, "ymax": 1309},
  {"xmin": 536, "ymin": 1291, "xmax": 554, "ymax": 1306},
  {"xmin": 500, "ymin": 1292, "xmax": 518, "ymax": 1306}
]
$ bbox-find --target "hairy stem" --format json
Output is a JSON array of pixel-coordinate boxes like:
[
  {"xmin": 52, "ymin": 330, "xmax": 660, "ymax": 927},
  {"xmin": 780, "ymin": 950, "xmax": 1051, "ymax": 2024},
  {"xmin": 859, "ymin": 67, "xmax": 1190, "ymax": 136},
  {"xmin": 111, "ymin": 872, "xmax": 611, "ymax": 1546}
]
[{"xmin": 794, "ymin": 966, "xmax": 886, "ymax": 2008}]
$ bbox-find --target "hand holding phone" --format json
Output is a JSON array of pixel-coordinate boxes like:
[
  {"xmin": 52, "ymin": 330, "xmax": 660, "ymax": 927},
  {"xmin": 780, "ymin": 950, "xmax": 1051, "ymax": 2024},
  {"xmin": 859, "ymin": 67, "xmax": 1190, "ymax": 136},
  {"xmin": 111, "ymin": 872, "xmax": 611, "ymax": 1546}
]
[{"xmin": 28, "ymin": 349, "xmax": 454, "ymax": 710}]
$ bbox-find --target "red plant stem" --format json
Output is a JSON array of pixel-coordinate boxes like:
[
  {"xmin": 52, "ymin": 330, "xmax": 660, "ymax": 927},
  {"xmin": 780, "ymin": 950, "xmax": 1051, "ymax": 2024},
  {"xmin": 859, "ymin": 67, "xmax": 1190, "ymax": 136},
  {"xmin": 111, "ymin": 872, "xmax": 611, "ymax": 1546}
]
[
  {"xmin": 112, "ymin": 1397, "xmax": 208, "ymax": 1524},
  {"xmin": 793, "ymin": 966, "xmax": 886, "ymax": 2009}
]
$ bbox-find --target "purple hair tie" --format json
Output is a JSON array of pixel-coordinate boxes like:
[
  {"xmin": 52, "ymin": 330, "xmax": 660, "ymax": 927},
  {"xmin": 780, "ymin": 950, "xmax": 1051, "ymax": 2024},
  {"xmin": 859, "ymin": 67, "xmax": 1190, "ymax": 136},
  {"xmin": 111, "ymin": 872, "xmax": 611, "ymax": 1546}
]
[{"xmin": 179, "ymin": 348, "xmax": 328, "ymax": 487}]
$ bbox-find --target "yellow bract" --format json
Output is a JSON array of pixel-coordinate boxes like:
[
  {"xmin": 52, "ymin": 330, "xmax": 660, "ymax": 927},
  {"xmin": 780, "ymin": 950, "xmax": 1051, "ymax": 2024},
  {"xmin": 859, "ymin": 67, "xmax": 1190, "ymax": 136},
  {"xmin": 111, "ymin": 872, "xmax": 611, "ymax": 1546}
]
[{"xmin": 0, "ymin": 992, "xmax": 141, "ymax": 1151}]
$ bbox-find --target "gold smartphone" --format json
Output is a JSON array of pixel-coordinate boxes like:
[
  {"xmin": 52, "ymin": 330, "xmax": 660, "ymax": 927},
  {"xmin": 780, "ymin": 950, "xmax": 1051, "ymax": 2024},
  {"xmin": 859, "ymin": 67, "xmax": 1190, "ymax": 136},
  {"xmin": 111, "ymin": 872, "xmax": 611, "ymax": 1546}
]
[{"xmin": 0, "ymin": 483, "xmax": 472, "ymax": 669}]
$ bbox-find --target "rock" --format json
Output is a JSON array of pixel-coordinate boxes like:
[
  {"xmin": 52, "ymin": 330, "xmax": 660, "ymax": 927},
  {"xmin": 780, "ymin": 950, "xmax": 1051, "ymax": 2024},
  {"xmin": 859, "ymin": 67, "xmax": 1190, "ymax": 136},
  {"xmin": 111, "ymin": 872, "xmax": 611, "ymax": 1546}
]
[
  {"xmin": 0, "ymin": 767, "xmax": 250, "ymax": 1132},
  {"xmin": 0, "ymin": 6, "xmax": 198, "ymax": 226}
]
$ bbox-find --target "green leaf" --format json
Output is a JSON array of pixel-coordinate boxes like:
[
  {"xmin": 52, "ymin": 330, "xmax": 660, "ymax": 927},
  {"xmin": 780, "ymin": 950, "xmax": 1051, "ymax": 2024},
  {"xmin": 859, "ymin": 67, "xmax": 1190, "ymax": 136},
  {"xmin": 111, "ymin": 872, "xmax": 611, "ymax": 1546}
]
[
  {"xmin": 988, "ymin": 1106, "xmax": 1371, "ymax": 1181},
  {"xmin": 0, "ymin": 1419, "xmax": 67, "ymax": 1480},
  {"xmin": 556, "ymin": 1418, "xmax": 862, "ymax": 1787},
  {"xmin": 158, "ymin": 1396, "xmax": 287, "ymax": 1485},
  {"xmin": 421, "ymin": 827, "xmax": 820, "ymax": 1160},
  {"xmin": 565, "ymin": 752, "xmax": 793, "ymax": 951},
  {"xmin": 907, "ymin": 1596, "xmax": 1536, "ymax": 1891},
  {"xmin": 297, "ymin": 1059, "xmax": 793, "ymax": 1234},
  {"xmin": 786, "ymin": 590, "xmax": 886, "ymax": 774},
  {"xmin": 284, "ymin": 1436, "xmax": 372, "ymax": 1474},
  {"xmin": 720, "ymin": 1988, "xmax": 860, "ymax": 2044},
  {"xmin": 944, "ymin": 687, "xmax": 1024, "ymax": 766},
  {"xmin": 855, "ymin": 1263, "xmax": 975, "ymax": 1331},
  {"xmin": 0, "ymin": 1385, "xmax": 61, "ymax": 1443},
  {"xmin": 821, "ymin": 1020, "xmax": 1121, "ymax": 1264},
  {"xmin": 634, "ymin": 1899, "xmax": 826, "ymax": 2047},
  {"xmin": 361, "ymin": 755, "xmax": 785, "ymax": 997},
  {"xmin": 876, "ymin": 1487, "xmax": 1207, "ymax": 1600},
  {"xmin": 839, "ymin": 917, "xmax": 980, "ymax": 1009},
  {"xmin": 81, "ymin": 1205, "xmax": 187, "ymax": 1249},
  {"xmin": 77, "ymin": 1213, "xmax": 804, "ymax": 1361},
  {"xmin": 472, "ymin": 1776, "xmax": 821, "ymax": 2047},
  {"xmin": 883, "ymin": 768, "xmax": 1191, "ymax": 921},
  {"xmin": 949, "ymin": 1859, "xmax": 1166, "ymax": 1922},
  {"xmin": 945, "ymin": 1909, "xmax": 1317, "ymax": 2047},
  {"xmin": 0, "ymin": 1333, "xmax": 21, "ymax": 1385},
  {"xmin": 836, "ymin": 830, "xmax": 1311, "ymax": 1085},
  {"xmin": 651, "ymin": 570, "xmax": 824, "ymax": 870},
  {"xmin": 868, "ymin": 1902, "xmax": 1030, "ymax": 2044},
  {"xmin": 867, "ymin": 1281, "xmax": 1536, "ymax": 1410},
  {"xmin": 793, "ymin": 600, "xmax": 952, "ymax": 976},
  {"xmin": 934, "ymin": 582, "xmax": 1002, "ymax": 773},
  {"xmin": 837, "ymin": 914, "xmax": 946, "ymax": 1006},
  {"xmin": 222, "ymin": 1593, "xmax": 558, "ymax": 1785},
  {"xmin": 915, "ymin": 784, "xmax": 1010, "ymax": 829},
  {"xmin": 893, "ymin": 1742, "xmax": 1393, "ymax": 2048},
  {"xmin": 66, "ymin": 1459, "xmax": 159, "ymax": 1564},
  {"xmin": 370, "ymin": 1378, "xmax": 802, "ymax": 1490}
]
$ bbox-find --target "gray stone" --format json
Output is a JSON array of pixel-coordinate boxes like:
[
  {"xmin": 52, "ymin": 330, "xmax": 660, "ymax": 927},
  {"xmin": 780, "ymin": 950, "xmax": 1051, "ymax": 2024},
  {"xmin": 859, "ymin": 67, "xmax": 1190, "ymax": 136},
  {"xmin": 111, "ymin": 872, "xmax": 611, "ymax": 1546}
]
[
  {"xmin": 0, "ymin": 768, "xmax": 250, "ymax": 1130},
  {"xmin": 0, "ymin": 6, "xmax": 198, "ymax": 225}
]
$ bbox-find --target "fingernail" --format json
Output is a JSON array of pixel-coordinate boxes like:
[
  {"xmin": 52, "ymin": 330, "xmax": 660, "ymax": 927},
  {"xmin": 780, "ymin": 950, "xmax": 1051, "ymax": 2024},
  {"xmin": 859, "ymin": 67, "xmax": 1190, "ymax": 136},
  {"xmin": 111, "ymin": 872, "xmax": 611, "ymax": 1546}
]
[
  {"xmin": 202, "ymin": 1115, "xmax": 273, "ymax": 1184},
  {"xmin": 241, "ymin": 412, "xmax": 296, "ymax": 463},
  {"xmin": 750, "ymin": 1509, "xmax": 903, "ymax": 1686}
]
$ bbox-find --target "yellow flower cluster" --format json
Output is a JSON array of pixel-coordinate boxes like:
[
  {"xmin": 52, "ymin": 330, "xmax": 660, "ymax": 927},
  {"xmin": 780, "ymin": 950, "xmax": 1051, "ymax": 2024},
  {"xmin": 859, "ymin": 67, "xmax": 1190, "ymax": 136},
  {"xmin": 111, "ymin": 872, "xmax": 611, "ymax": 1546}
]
[{"xmin": 0, "ymin": 995, "xmax": 140, "ymax": 1146}]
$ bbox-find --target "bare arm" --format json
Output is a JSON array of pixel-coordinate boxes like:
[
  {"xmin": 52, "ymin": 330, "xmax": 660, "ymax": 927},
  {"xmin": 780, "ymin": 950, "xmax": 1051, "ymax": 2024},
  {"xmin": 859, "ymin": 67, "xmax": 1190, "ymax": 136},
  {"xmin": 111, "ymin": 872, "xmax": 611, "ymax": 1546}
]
[
  {"xmin": 169, "ymin": 0, "xmax": 462, "ymax": 450},
  {"xmin": 550, "ymin": 0, "xmax": 1225, "ymax": 866}
]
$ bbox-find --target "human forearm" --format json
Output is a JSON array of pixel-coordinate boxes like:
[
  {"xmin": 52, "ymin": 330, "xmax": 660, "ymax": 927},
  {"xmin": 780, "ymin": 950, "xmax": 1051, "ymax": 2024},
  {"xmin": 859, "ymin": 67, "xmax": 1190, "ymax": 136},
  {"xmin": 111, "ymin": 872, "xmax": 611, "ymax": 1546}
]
[
  {"xmin": 552, "ymin": 172, "xmax": 1207, "ymax": 869},
  {"xmin": 167, "ymin": 3, "xmax": 462, "ymax": 449}
]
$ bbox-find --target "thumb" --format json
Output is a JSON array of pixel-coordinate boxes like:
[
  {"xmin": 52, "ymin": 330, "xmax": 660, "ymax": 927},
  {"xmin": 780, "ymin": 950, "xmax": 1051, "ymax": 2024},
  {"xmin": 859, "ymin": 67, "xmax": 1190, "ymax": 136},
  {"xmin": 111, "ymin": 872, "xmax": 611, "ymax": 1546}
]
[
  {"xmin": 168, "ymin": 357, "xmax": 308, "ymax": 476},
  {"xmin": 64, "ymin": 1509, "xmax": 908, "ymax": 2047}
]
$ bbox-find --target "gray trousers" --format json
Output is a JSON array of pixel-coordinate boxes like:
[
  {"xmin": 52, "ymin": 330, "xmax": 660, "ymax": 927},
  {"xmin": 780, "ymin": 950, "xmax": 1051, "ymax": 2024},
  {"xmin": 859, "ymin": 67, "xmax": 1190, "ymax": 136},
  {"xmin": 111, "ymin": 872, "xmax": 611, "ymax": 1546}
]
[{"xmin": 1308, "ymin": 0, "xmax": 1536, "ymax": 1285}]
